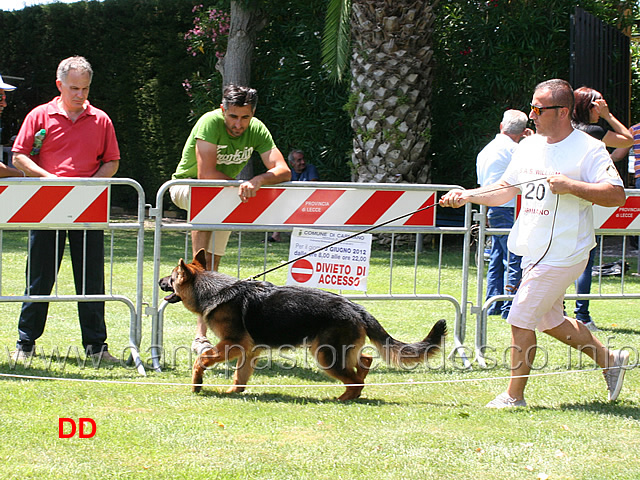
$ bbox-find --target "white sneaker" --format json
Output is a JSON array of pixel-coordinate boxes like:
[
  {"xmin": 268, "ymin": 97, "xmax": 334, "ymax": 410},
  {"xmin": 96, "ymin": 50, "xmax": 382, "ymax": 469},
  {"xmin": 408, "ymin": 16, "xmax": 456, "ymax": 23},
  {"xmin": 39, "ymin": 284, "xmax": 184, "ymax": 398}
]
[
  {"xmin": 191, "ymin": 336, "xmax": 214, "ymax": 355},
  {"xmin": 603, "ymin": 349, "xmax": 629, "ymax": 401},
  {"xmin": 11, "ymin": 348, "xmax": 35, "ymax": 362},
  {"xmin": 486, "ymin": 392, "xmax": 527, "ymax": 408},
  {"xmin": 580, "ymin": 319, "xmax": 599, "ymax": 332}
]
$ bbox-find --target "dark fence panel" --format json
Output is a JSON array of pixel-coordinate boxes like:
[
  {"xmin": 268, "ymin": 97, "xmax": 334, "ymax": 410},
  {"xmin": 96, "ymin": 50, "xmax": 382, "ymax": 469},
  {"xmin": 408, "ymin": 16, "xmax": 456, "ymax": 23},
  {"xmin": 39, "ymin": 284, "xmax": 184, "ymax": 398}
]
[{"xmin": 570, "ymin": 6, "xmax": 631, "ymax": 126}]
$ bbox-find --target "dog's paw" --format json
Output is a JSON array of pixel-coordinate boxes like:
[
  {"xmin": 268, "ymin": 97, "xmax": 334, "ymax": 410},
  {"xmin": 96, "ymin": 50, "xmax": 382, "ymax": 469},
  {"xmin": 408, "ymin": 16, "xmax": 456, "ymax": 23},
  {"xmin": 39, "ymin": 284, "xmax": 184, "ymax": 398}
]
[
  {"xmin": 192, "ymin": 373, "xmax": 204, "ymax": 393},
  {"xmin": 226, "ymin": 386, "xmax": 246, "ymax": 394}
]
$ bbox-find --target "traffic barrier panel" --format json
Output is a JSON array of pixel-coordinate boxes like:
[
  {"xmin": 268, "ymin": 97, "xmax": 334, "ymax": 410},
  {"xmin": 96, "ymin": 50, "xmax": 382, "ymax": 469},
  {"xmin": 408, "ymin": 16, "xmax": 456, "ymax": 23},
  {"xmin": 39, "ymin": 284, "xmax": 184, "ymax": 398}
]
[
  {"xmin": 188, "ymin": 185, "xmax": 436, "ymax": 227},
  {"xmin": 0, "ymin": 178, "xmax": 146, "ymax": 374}
]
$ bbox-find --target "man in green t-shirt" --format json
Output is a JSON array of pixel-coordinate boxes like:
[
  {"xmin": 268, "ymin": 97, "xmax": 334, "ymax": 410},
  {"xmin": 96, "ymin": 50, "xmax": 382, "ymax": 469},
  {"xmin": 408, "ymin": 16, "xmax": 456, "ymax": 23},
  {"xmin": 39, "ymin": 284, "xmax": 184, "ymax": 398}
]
[{"xmin": 170, "ymin": 85, "xmax": 290, "ymax": 354}]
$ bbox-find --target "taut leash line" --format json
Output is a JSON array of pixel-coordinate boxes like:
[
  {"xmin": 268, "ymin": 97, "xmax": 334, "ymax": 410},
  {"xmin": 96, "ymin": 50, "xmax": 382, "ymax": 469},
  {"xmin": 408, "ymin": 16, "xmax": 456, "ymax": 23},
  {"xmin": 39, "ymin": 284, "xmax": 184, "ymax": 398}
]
[
  {"xmin": 249, "ymin": 202, "xmax": 436, "ymax": 280},
  {"xmin": 248, "ymin": 176, "xmax": 550, "ymax": 280}
]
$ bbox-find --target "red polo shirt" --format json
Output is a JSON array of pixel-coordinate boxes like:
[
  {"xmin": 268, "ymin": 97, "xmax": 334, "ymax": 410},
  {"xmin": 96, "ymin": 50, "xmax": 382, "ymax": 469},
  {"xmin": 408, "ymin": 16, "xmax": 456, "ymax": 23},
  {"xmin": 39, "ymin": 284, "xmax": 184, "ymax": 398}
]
[{"xmin": 12, "ymin": 97, "xmax": 120, "ymax": 178}]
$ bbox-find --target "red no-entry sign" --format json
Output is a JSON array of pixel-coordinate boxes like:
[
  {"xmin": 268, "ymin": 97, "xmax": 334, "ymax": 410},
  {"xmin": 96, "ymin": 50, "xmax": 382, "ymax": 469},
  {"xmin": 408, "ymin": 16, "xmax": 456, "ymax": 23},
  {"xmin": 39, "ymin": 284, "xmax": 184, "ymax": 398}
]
[{"xmin": 290, "ymin": 258, "xmax": 314, "ymax": 283}]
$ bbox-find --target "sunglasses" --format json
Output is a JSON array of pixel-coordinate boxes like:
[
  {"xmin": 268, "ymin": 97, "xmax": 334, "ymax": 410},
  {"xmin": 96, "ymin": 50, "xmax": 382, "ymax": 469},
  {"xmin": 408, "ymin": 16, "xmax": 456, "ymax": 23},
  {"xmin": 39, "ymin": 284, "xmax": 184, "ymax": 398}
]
[{"xmin": 530, "ymin": 104, "xmax": 565, "ymax": 115}]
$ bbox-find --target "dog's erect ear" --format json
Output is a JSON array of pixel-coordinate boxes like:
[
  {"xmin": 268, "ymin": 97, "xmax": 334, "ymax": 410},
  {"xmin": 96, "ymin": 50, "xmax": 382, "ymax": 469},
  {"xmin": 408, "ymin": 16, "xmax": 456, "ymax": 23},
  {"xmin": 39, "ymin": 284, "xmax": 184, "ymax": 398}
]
[
  {"xmin": 178, "ymin": 258, "xmax": 192, "ymax": 279},
  {"xmin": 192, "ymin": 248, "xmax": 208, "ymax": 270}
]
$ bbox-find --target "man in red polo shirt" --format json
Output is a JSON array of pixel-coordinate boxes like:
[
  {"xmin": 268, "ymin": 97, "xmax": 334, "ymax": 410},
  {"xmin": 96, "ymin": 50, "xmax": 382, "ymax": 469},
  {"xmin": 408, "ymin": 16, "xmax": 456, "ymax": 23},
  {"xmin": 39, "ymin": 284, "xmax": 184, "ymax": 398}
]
[{"xmin": 11, "ymin": 56, "xmax": 120, "ymax": 363}]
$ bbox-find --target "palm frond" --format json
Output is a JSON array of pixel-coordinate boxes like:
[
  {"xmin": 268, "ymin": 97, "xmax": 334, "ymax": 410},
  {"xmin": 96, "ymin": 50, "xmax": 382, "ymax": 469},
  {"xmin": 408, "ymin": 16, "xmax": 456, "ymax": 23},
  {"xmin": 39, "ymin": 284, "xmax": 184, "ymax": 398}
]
[{"xmin": 321, "ymin": 0, "xmax": 352, "ymax": 83}]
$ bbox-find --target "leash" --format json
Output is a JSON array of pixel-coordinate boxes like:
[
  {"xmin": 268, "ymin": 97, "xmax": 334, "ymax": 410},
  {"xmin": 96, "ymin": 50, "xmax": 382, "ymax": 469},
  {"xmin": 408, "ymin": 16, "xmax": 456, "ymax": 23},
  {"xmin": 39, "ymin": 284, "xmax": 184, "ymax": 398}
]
[
  {"xmin": 248, "ymin": 176, "xmax": 550, "ymax": 280},
  {"xmin": 528, "ymin": 193, "xmax": 560, "ymax": 271}
]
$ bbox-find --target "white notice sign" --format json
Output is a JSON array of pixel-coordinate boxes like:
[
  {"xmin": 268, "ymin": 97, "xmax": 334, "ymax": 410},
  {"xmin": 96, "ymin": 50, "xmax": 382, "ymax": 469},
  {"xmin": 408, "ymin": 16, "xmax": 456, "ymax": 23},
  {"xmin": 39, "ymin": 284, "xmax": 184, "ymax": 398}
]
[{"xmin": 286, "ymin": 228, "xmax": 372, "ymax": 291}]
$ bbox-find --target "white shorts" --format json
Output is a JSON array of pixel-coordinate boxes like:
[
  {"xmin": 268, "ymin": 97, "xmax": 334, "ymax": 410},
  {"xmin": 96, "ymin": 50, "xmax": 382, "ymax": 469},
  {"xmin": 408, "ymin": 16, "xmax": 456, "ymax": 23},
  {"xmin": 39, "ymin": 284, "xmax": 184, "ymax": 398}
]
[
  {"xmin": 169, "ymin": 184, "xmax": 232, "ymax": 257},
  {"xmin": 506, "ymin": 259, "xmax": 588, "ymax": 332}
]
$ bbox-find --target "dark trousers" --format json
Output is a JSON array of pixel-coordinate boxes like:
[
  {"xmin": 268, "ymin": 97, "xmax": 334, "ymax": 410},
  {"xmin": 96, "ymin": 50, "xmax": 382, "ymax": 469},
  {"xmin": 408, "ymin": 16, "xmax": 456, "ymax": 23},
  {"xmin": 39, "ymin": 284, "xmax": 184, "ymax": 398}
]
[{"xmin": 17, "ymin": 230, "xmax": 108, "ymax": 354}]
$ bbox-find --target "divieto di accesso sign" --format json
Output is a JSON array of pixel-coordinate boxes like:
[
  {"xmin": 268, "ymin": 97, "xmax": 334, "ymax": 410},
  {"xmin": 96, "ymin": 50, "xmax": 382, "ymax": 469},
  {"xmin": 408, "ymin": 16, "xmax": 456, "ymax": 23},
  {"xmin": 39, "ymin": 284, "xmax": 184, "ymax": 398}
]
[{"xmin": 286, "ymin": 227, "xmax": 372, "ymax": 291}]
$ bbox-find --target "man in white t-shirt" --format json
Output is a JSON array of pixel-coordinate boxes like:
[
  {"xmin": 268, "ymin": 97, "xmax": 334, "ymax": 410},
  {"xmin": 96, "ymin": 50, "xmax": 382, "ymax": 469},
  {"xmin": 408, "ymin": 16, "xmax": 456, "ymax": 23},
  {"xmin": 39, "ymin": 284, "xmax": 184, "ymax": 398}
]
[{"xmin": 440, "ymin": 79, "xmax": 629, "ymax": 408}]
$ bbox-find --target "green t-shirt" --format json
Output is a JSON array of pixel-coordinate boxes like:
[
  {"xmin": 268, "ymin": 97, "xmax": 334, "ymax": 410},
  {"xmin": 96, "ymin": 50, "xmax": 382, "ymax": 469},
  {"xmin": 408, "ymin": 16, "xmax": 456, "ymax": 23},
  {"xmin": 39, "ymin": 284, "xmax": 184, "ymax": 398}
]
[{"xmin": 172, "ymin": 108, "xmax": 276, "ymax": 180}]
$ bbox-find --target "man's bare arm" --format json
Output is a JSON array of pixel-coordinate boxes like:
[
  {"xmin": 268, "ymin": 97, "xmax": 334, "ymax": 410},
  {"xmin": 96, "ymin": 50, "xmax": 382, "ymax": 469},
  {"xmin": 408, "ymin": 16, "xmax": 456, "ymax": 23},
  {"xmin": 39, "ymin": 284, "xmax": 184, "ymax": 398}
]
[
  {"xmin": 238, "ymin": 147, "xmax": 291, "ymax": 203},
  {"xmin": 547, "ymin": 175, "xmax": 625, "ymax": 207},
  {"xmin": 439, "ymin": 180, "xmax": 519, "ymax": 208}
]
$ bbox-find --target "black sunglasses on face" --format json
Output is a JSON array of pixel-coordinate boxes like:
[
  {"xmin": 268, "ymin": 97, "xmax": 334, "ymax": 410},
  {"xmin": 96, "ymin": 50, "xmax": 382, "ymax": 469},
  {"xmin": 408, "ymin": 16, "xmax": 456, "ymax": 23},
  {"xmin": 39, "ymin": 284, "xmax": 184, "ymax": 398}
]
[{"xmin": 530, "ymin": 104, "xmax": 565, "ymax": 115}]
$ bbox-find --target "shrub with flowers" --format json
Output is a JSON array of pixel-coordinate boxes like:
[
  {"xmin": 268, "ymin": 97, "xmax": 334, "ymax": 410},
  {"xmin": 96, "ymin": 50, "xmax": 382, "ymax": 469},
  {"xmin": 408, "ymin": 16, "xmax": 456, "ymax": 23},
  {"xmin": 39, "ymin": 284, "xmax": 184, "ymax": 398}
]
[
  {"xmin": 183, "ymin": 4, "xmax": 230, "ymax": 120},
  {"xmin": 184, "ymin": 4, "xmax": 230, "ymax": 59}
]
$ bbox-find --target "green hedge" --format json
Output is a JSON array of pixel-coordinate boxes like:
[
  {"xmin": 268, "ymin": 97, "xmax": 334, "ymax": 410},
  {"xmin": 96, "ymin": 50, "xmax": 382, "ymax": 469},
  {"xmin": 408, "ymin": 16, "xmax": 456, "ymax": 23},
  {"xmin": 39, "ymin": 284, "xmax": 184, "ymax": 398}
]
[
  {"xmin": 0, "ymin": 0, "xmax": 351, "ymax": 208},
  {"xmin": 0, "ymin": 0, "xmax": 636, "ymax": 204},
  {"xmin": 431, "ymin": 0, "xmax": 637, "ymax": 188},
  {"xmin": 1, "ymin": 0, "xmax": 202, "ymax": 207},
  {"xmin": 251, "ymin": 0, "xmax": 352, "ymax": 181}
]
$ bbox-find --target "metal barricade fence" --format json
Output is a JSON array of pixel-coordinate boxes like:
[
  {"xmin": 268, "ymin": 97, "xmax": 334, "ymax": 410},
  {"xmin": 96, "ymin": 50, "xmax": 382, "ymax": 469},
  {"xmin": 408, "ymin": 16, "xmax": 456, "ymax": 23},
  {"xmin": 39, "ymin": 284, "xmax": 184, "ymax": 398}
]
[
  {"xmin": 0, "ymin": 177, "xmax": 146, "ymax": 375},
  {"xmin": 148, "ymin": 180, "xmax": 475, "ymax": 372},
  {"xmin": 474, "ymin": 188, "xmax": 640, "ymax": 366},
  {"xmin": 6, "ymin": 178, "xmax": 633, "ymax": 374}
]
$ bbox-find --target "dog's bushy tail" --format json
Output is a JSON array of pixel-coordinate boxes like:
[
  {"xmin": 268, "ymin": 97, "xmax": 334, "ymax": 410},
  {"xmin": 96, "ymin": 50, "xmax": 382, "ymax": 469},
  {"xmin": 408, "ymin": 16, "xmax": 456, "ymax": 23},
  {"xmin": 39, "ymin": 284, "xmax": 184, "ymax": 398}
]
[{"xmin": 364, "ymin": 316, "xmax": 447, "ymax": 368}]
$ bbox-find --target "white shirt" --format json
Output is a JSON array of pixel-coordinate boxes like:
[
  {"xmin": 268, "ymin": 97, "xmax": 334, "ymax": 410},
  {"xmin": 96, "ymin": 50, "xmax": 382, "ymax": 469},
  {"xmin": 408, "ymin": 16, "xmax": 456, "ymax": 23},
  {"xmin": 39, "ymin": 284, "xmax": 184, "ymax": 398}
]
[
  {"xmin": 476, "ymin": 133, "xmax": 519, "ymax": 207},
  {"xmin": 503, "ymin": 129, "xmax": 623, "ymax": 268}
]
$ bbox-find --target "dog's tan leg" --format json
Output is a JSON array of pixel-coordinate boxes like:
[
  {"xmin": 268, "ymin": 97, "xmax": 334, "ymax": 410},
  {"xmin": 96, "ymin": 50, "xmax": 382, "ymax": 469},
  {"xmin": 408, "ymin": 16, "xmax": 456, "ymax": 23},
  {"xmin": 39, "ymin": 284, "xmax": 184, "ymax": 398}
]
[
  {"xmin": 227, "ymin": 352, "xmax": 257, "ymax": 394},
  {"xmin": 334, "ymin": 374, "xmax": 365, "ymax": 401},
  {"xmin": 314, "ymin": 345, "xmax": 371, "ymax": 401},
  {"xmin": 334, "ymin": 354, "xmax": 372, "ymax": 401},
  {"xmin": 357, "ymin": 353, "xmax": 373, "ymax": 382},
  {"xmin": 192, "ymin": 340, "xmax": 246, "ymax": 393}
]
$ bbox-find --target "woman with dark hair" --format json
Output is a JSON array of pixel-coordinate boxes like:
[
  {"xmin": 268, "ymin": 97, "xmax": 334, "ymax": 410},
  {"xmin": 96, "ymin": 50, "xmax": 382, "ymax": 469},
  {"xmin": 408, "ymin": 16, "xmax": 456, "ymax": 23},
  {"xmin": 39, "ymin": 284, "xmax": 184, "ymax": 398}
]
[
  {"xmin": 571, "ymin": 86, "xmax": 633, "ymax": 332},
  {"xmin": 572, "ymin": 87, "xmax": 632, "ymax": 147}
]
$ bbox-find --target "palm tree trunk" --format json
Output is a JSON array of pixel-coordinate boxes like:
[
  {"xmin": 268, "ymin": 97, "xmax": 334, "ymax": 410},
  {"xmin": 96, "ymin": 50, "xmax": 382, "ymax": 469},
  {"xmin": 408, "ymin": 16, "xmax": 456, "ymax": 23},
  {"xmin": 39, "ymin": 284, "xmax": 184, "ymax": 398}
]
[{"xmin": 350, "ymin": 0, "xmax": 437, "ymax": 183}]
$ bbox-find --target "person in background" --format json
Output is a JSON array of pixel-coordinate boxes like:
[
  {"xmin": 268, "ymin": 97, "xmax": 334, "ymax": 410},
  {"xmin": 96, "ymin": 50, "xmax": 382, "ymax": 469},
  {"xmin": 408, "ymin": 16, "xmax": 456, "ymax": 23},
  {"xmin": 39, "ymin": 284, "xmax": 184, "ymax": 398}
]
[
  {"xmin": 0, "ymin": 73, "xmax": 16, "ymax": 117},
  {"xmin": 169, "ymin": 84, "xmax": 290, "ymax": 354},
  {"xmin": 0, "ymin": 73, "xmax": 22, "ymax": 177},
  {"xmin": 610, "ymin": 122, "xmax": 640, "ymax": 251},
  {"xmin": 626, "ymin": 122, "xmax": 640, "ymax": 189},
  {"xmin": 571, "ymin": 87, "xmax": 633, "ymax": 331},
  {"xmin": 476, "ymin": 110, "xmax": 531, "ymax": 318},
  {"xmin": 440, "ymin": 79, "xmax": 628, "ymax": 408},
  {"xmin": 269, "ymin": 149, "xmax": 319, "ymax": 242},
  {"xmin": 10, "ymin": 56, "xmax": 120, "ymax": 363},
  {"xmin": 632, "ymin": 123, "xmax": 640, "ymax": 188},
  {"xmin": 609, "ymin": 123, "xmax": 638, "ymax": 185},
  {"xmin": 288, "ymin": 149, "xmax": 319, "ymax": 182}
]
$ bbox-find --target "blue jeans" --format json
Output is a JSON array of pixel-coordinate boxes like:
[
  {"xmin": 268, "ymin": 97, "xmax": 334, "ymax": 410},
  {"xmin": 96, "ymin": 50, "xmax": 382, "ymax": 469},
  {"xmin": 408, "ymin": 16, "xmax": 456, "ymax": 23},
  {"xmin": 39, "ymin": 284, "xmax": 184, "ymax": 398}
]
[
  {"xmin": 486, "ymin": 207, "xmax": 522, "ymax": 318},
  {"xmin": 16, "ymin": 230, "xmax": 108, "ymax": 354}
]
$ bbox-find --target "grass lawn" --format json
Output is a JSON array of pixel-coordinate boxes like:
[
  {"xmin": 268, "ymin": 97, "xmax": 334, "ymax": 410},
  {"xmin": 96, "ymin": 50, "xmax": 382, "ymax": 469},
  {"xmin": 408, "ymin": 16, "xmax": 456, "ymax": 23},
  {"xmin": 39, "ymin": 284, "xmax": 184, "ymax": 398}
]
[{"xmin": 0, "ymin": 229, "xmax": 639, "ymax": 479}]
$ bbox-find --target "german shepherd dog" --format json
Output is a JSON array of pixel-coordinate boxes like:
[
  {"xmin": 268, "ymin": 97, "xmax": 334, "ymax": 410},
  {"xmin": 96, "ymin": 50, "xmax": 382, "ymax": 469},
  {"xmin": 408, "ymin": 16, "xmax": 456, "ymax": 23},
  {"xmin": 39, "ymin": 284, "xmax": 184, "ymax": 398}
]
[{"xmin": 159, "ymin": 249, "xmax": 447, "ymax": 401}]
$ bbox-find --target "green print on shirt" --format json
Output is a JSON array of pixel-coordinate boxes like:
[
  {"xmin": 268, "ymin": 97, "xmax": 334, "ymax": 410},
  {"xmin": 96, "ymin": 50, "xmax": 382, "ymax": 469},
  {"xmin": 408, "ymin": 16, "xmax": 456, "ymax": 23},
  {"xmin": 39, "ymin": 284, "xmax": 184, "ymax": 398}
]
[{"xmin": 216, "ymin": 145, "xmax": 255, "ymax": 166}]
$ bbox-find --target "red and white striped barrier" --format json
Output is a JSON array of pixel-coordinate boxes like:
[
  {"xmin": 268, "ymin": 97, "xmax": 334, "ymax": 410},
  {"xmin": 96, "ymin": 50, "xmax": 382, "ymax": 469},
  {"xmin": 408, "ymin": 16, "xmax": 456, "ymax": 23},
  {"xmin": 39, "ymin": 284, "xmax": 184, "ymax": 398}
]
[
  {"xmin": 189, "ymin": 186, "xmax": 436, "ymax": 227},
  {"xmin": 594, "ymin": 196, "xmax": 640, "ymax": 230},
  {"xmin": 0, "ymin": 184, "xmax": 109, "ymax": 225}
]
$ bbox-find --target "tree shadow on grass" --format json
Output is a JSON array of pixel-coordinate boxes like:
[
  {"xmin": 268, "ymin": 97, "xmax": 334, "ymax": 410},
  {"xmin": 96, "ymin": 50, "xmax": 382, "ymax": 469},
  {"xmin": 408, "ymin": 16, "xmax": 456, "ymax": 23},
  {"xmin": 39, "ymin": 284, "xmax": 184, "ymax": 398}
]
[
  {"xmin": 597, "ymin": 325, "xmax": 640, "ymax": 336},
  {"xmin": 194, "ymin": 387, "xmax": 396, "ymax": 406},
  {"xmin": 533, "ymin": 401, "xmax": 640, "ymax": 419},
  {"xmin": 0, "ymin": 361, "xmax": 138, "ymax": 381}
]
